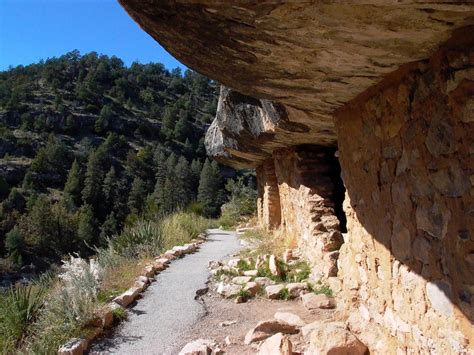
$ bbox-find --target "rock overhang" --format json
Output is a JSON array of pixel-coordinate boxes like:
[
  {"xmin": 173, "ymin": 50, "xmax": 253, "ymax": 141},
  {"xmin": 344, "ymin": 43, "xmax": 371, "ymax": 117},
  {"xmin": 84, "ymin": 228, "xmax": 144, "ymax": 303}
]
[{"xmin": 118, "ymin": 0, "xmax": 474, "ymax": 168}]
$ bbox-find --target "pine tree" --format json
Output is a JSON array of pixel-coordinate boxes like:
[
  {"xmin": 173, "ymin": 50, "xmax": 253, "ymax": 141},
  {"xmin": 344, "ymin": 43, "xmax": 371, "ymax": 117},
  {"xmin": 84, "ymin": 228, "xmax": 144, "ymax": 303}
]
[
  {"xmin": 64, "ymin": 159, "xmax": 82, "ymax": 207},
  {"xmin": 174, "ymin": 156, "xmax": 191, "ymax": 208},
  {"xmin": 173, "ymin": 114, "xmax": 191, "ymax": 141},
  {"xmin": 22, "ymin": 170, "xmax": 34, "ymax": 190},
  {"xmin": 102, "ymin": 166, "xmax": 117, "ymax": 209},
  {"xmin": 77, "ymin": 204, "xmax": 97, "ymax": 247},
  {"xmin": 128, "ymin": 177, "xmax": 147, "ymax": 215},
  {"xmin": 190, "ymin": 159, "xmax": 203, "ymax": 196},
  {"xmin": 82, "ymin": 150, "xmax": 104, "ymax": 210},
  {"xmin": 198, "ymin": 159, "xmax": 224, "ymax": 217}
]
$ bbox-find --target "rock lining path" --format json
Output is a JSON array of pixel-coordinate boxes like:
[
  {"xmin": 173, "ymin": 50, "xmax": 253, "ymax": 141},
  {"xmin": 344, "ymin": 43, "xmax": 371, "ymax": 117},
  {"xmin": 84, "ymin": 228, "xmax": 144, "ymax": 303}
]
[{"xmin": 90, "ymin": 229, "xmax": 240, "ymax": 354}]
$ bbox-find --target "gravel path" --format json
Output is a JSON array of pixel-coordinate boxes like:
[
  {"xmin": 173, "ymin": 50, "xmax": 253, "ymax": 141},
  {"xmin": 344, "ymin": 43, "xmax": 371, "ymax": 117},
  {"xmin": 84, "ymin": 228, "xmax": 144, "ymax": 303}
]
[{"xmin": 90, "ymin": 229, "xmax": 240, "ymax": 355}]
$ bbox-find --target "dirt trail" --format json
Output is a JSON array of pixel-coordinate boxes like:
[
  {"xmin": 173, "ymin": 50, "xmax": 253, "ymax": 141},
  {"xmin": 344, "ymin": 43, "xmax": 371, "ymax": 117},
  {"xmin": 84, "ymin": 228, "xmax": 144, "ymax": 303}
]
[{"xmin": 90, "ymin": 229, "xmax": 241, "ymax": 355}]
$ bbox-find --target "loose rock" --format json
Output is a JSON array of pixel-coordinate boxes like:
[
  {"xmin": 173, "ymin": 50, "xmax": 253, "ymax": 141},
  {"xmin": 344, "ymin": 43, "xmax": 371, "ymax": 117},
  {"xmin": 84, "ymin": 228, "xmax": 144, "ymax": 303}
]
[
  {"xmin": 265, "ymin": 284, "xmax": 285, "ymax": 299},
  {"xmin": 244, "ymin": 319, "xmax": 299, "ymax": 345},
  {"xmin": 255, "ymin": 277, "xmax": 275, "ymax": 287},
  {"xmin": 232, "ymin": 276, "xmax": 252, "ymax": 284},
  {"xmin": 243, "ymin": 270, "xmax": 258, "ymax": 277},
  {"xmin": 306, "ymin": 322, "xmax": 368, "ymax": 355},
  {"xmin": 179, "ymin": 338, "xmax": 217, "ymax": 355},
  {"xmin": 301, "ymin": 293, "xmax": 336, "ymax": 310},
  {"xmin": 113, "ymin": 287, "xmax": 141, "ymax": 307},
  {"xmin": 216, "ymin": 282, "xmax": 241, "ymax": 298},
  {"xmin": 258, "ymin": 332, "xmax": 292, "ymax": 355},
  {"xmin": 244, "ymin": 281, "xmax": 260, "ymax": 296},
  {"xmin": 274, "ymin": 311, "xmax": 305, "ymax": 327},
  {"xmin": 286, "ymin": 282, "xmax": 308, "ymax": 298}
]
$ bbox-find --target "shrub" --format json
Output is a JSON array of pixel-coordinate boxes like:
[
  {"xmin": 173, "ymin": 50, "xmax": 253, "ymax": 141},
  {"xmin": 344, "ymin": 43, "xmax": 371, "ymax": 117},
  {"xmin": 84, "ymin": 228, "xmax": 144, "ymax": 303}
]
[
  {"xmin": 278, "ymin": 287, "xmax": 291, "ymax": 300},
  {"xmin": 310, "ymin": 283, "xmax": 333, "ymax": 297},
  {"xmin": 0, "ymin": 284, "xmax": 47, "ymax": 352}
]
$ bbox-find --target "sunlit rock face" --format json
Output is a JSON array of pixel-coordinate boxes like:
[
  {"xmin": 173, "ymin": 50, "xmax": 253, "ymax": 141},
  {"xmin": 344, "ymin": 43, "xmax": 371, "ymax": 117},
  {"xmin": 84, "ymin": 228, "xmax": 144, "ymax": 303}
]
[{"xmin": 120, "ymin": 1, "xmax": 474, "ymax": 353}]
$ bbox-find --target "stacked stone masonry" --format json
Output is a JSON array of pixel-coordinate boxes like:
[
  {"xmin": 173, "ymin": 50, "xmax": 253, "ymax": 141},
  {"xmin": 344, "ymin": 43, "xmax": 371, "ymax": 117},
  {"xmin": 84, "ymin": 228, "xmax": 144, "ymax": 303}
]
[
  {"xmin": 336, "ymin": 39, "xmax": 474, "ymax": 354},
  {"xmin": 118, "ymin": 2, "xmax": 474, "ymax": 353}
]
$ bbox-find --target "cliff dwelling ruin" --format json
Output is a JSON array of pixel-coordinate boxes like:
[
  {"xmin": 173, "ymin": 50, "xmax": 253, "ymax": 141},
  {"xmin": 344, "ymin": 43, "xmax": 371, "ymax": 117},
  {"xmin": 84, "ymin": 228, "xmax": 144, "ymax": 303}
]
[{"xmin": 119, "ymin": 1, "xmax": 474, "ymax": 353}]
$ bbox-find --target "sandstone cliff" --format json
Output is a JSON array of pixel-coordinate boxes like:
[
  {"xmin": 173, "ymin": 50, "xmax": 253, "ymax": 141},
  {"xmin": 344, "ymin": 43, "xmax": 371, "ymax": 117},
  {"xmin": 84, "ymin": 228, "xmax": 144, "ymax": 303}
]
[{"xmin": 120, "ymin": 1, "xmax": 474, "ymax": 353}]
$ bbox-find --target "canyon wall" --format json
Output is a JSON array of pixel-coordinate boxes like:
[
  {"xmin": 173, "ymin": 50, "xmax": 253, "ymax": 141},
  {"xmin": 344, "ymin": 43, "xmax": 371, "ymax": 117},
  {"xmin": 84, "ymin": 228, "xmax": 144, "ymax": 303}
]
[{"xmin": 119, "ymin": 1, "xmax": 474, "ymax": 353}]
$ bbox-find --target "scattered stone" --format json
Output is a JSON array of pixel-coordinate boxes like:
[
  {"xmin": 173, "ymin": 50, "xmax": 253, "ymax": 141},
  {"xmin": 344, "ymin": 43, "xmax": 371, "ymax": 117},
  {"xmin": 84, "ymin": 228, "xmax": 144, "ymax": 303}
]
[
  {"xmin": 232, "ymin": 276, "xmax": 252, "ymax": 284},
  {"xmin": 301, "ymin": 293, "xmax": 336, "ymax": 310},
  {"xmin": 243, "ymin": 269, "xmax": 258, "ymax": 277},
  {"xmin": 306, "ymin": 322, "xmax": 368, "ymax": 355},
  {"xmin": 265, "ymin": 284, "xmax": 285, "ymax": 299},
  {"xmin": 216, "ymin": 282, "xmax": 241, "ymax": 298},
  {"xmin": 219, "ymin": 320, "xmax": 237, "ymax": 327},
  {"xmin": 269, "ymin": 255, "xmax": 281, "ymax": 276},
  {"xmin": 113, "ymin": 287, "xmax": 141, "ymax": 307},
  {"xmin": 208, "ymin": 260, "xmax": 223, "ymax": 269},
  {"xmin": 286, "ymin": 282, "xmax": 308, "ymax": 298},
  {"xmin": 58, "ymin": 338, "xmax": 88, "ymax": 355},
  {"xmin": 244, "ymin": 319, "xmax": 299, "ymax": 345},
  {"xmin": 179, "ymin": 339, "xmax": 217, "ymax": 355},
  {"xmin": 244, "ymin": 281, "xmax": 260, "ymax": 296},
  {"xmin": 274, "ymin": 312, "xmax": 305, "ymax": 327},
  {"xmin": 228, "ymin": 258, "xmax": 241, "ymax": 268},
  {"xmin": 255, "ymin": 277, "xmax": 275, "ymax": 287},
  {"xmin": 258, "ymin": 332, "xmax": 292, "ymax": 355}
]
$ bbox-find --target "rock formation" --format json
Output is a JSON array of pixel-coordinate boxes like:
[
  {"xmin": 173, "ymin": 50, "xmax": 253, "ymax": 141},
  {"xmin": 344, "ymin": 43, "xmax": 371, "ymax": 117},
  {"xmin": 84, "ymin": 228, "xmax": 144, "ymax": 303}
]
[{"xmin": 119, "ymin": 1, "xmax": 474, "ymax": 353}]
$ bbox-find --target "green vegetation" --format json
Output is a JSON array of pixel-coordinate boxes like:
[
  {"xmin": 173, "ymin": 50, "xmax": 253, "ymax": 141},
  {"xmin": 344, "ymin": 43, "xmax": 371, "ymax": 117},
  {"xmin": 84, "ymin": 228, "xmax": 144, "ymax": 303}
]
[
  {"xmin": 218, "ymin": 175, "xmax": 257, "ymax": 228},
  {"xmin": 309, "ymin": 282, "xmax": 333, "ymax": 297},
  {"xmin": 0, "ymin": 51, "xmax": 257, "ymax": 273},
  {"xmin": 0, "ymin": 211, "xmax": 213, "ymax": 354},
  {"xmin": 277, "ymin": 287, "xmax": 291, "ymax": 300}
]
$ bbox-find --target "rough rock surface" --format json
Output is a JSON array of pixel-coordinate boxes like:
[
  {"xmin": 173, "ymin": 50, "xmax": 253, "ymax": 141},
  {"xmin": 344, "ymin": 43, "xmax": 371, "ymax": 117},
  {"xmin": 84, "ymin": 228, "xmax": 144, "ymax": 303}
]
[
  {"xmin": 305, "ymin": 322, "xmax": 368, "ymax": 355},
  {"xmin": 118, "ymin": 1, "xmax": 474, "ymax": 353},
  {"xmin": 258, "ymin": 333, "xmax": 292, "ymax": 355},
  {"xmin": 120, "ymin": 1, "xmax": 474, "ymax": 167},
  {"xmin": 302, "ymin": 293, "xmax": 336, "ymax": 310},
  {"xmin": 244, "ymin": 319, "xmax": 299, "ymax": 345}
]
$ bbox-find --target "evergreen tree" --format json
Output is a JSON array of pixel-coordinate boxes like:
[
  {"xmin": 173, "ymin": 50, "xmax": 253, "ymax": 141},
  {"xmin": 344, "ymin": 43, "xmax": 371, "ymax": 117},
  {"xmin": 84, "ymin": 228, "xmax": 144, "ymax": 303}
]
[
  {"xmin": 198, "ymin": 159, "xmax": 224, "ymax": 217},
  {"xmin": 77, "ymin": 204, "xmax": 97, "ymax": 247},
  {"xmin": 0, "ymin": 175, "xmax": 9, "ymax": 200},
  {"xmin": 173, "ymin": 114, "xmax": 191, "ymax": 141},
  {"xmin": 128, "ymin": 177, "xmax": 147, "ymax": 215},
  {"xmin": 82, "ymin": 149, "xmax": 104, "ymax": 211},
  {"xmin": 64, "ymin": 159, "xmax": 82, "ymax": 207},
  {"xmin": 174, "ymin": 156, "xmax": 191, "ymax": 207},
  {"xmin": 5, "ymin": 226, "xmax": 24, "ymax": 266},
  {"xmin": 22, "ymin": 170, "xmax": 34, "ymax": 190},
  {"xmin": 190, "ymin": 159, "xmax": 203, "ymax": 194}
]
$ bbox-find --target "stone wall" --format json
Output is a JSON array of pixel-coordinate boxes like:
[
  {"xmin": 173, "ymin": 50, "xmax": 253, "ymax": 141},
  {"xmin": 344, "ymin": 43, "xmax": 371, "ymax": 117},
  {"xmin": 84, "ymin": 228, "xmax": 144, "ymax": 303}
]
[
  {"xmin": 335, "ymin": 39, "xmax": 474, "ymax": 353},
  {"xmin": 256, "ymin": 145, "xmax": 344, "ymax": 279}
]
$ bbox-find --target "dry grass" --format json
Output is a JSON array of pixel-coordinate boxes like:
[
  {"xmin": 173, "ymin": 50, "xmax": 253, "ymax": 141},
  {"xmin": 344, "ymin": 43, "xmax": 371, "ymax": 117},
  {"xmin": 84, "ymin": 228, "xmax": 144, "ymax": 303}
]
[{"xmin": 241, "ymin": 226, "xmax": 297, "ymax": 258}]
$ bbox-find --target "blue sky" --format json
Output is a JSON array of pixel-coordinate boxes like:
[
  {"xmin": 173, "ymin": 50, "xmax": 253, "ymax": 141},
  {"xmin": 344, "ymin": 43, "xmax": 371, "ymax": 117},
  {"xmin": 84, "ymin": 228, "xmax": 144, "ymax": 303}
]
[{"xmin": 0, "ymin": 0, "xmax": 188, "ymax": 71}]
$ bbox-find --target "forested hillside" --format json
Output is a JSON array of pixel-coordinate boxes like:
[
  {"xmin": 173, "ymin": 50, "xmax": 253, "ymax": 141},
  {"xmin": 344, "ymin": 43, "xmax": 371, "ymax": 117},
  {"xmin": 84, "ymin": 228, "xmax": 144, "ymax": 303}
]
[{"xmin": 0, "ymin": 51, "xmax": 249, "ymax": 274}]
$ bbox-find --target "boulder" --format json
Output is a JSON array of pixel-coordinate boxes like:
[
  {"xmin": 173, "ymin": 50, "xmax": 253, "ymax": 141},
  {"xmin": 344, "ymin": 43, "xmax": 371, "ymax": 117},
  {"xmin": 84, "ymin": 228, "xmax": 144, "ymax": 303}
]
[
  {"xmin": 216, "ymin": 282, "xmax": 241, "ymax": 298},
  {"xmin": 100, "ymin": 307, "xmax": 114, "ymax": 328},
  {"xmin": 58, "ymin": 338, "xmax": 88, "ymax": 355},
  {"xmin": 153, "ymin": 262, "xmax": 166, "ymax": 272},
  {"xmin": 265, "ymin": 284, "xmax": 285, "ymax": 299},
  {"xmin": 232, "ymin": 276, "xmax": 252, "ymax": 285},
  {"xmin": 274, "ymin": 312, "xmax": 305, "ymax": 327},
  {"xmin": 113, "ymin": 287, "xmax": 141, "ymax": 307},
  {"xmin": 269, "ymin": 255, "xmax": 281, "ymax": 276},
  {"xmin": 306, "ymin": 322, "xmax": 368, "ymax": 355},
  {"xmin": 244, "ymin": 281, "xmax": 260, "ymax": 296},
  {"xmin": 244, "ymin": 319, "xmax": 299, "ymax": 345},
  {"xmin": 179, "ymin": 338, "xmax": 217, "ymax": 355},
  {"xmin": 258, "ymin": 333, "xmax": 292, "ymax": 355},
  {"xmin": 286, "ymin": 282, "xmax": 308, "ymax": 298},
  {"xmin": 301, "ymin": 293, "xmax": 336, "ymax": 310}
]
